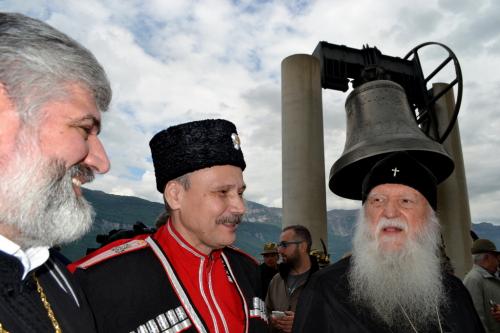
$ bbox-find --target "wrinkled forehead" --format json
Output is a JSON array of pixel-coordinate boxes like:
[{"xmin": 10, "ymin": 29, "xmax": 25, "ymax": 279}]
[
  {"xmin": 363, "ymin": 183, "xmax": 433, "ymax": 217},
  {"xmin": 189, "ymin": 165, "xmax": 245, "ymax": 187},
  {"xmin": 368, "ymin": 183, "xmax": 425, "ymax": 198},
  {"xmin": 25, "ymin": 82, "xmax": 100, "ymax": 123}
]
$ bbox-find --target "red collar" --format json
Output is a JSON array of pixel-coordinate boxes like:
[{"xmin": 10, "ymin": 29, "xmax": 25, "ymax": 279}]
[{"xmin": 153, "ymin": 219, "xmax": 222, "ymax": 261}]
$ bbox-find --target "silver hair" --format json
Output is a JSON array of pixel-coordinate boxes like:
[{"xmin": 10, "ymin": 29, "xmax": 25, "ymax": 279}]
[
  {"xmin": 0, "ymin": 13, "xmax": 111, "ymax": 122},
  {"xmin": 164, "ymin": 174, "xmax": 191, "ymax": 213}
]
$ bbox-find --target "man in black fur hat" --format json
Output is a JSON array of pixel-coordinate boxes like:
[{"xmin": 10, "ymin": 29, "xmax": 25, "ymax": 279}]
[
  {"xmin": 292, "ymin": 151, "xmax": 484, "ymax": 333},
  {"xmin": 70, "ymin": 119, "xmax": 268, "ymax": 333}
]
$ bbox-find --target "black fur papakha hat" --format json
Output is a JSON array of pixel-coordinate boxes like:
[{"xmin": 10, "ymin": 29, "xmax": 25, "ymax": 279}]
[
  {"xmin": 150, "ymin": 119, "xmax": 246, "ymax": 193},
  {"xmin": 361, "ymin": 151, "xmax": 437, "ymax": 210}
]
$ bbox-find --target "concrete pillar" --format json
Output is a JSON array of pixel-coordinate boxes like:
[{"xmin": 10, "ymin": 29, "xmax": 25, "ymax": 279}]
[
  {"xmin": 281, "ymin": 54, "xmax": 328, "ymax": 251},
  {"xmin": 432, "ymin": 83, "xmax": 473, "ymax": 278}
]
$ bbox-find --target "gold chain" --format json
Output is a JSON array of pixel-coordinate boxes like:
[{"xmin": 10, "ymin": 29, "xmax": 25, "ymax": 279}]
[
  {"xmin": 0, "ymin": 276, "xmax": 62, "ymax": 333},
  {"xmin": 398, "ymin": 302, "xmax": 442, "ymax": 333},
  {"xmin": 34, "ymin": 275, "xmax": 62, "ymax": 333}
]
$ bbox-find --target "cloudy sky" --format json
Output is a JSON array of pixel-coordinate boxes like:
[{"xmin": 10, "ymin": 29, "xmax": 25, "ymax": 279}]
[{"xmin": 3, "ymin": 0, "xmax": 500, "ymax": 222}]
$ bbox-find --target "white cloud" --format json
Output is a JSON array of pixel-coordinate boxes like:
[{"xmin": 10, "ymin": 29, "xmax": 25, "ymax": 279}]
[{"xmin": 4, "ymin": 0, "xmax": 500, "ymax": 222}]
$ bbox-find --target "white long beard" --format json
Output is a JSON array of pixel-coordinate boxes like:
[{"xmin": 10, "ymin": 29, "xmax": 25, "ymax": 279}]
[
  {"xmin": 0, "ymin": 133, "xmax": 95, "ymax": 249},
  {"xmin": 348, "ymin": 210, "xmax": 446, "ymax": 331}
]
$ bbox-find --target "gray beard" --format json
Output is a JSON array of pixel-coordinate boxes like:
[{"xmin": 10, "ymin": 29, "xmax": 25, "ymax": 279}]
[
  {"xmin": 348, "ymin": 210, "xmax": 446, "ymax": 331},
  {"xmin": 0, "ymin": 135, "xmax": 95, "ymax": 249}
]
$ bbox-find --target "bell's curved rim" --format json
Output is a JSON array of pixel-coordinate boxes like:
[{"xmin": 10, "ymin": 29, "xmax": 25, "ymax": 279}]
[{"xmin": 328, "ymin": 148, "xmax": 455, "ymax": 201}]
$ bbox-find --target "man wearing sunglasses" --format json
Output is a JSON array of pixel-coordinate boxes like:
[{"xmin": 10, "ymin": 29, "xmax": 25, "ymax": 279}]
[{"xmin": 266, "ymin": 225, "xmax": 318, "ymax": 333}]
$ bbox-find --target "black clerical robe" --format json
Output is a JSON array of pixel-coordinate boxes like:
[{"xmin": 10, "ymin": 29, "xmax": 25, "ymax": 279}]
[
  {"xmin": 292, "ymin": 257, "xmax": 485, "ymax": 333},
  {"xmin": 0, "ymin": 250, "xmax": 96, "ymax": 332}
]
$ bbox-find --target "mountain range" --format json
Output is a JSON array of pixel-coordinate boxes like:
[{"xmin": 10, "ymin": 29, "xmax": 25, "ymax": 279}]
[{"xmin": 60, "ymin": 188, "xmax": 500, "ymax": 263}]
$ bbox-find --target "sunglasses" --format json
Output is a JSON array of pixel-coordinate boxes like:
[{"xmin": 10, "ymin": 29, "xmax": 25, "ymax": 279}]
[{"xmin": 277, "ymin": 240, "xmax": 303, "ymax": 248}]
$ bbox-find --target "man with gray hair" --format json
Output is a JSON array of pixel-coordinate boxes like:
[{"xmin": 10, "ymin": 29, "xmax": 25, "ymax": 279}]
[
  {"xmin": 464, "ymin": 238, "xmax": 500, "ymax": 333},
  {"xmin": 293, "ymin": 151, "xmax": 484, "ymax": 332},
  {"xmin": 0, "ymin": 12, "xmax": 111, "ymax": 332}
]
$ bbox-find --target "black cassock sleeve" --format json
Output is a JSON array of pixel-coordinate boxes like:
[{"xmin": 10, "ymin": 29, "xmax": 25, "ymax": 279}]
[
  {"xmin": 292, "ymin": 258, "xmax": 375, "ymax": 333},
  {"xmin": 292, "ymin": 271, "xmax": 335, "ymax": 333}
]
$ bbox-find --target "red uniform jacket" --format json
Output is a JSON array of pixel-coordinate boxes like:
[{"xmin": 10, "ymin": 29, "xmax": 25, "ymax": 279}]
[{"xmin": 69, "ymin": 221, "xmax": 268, "ymax": 333}]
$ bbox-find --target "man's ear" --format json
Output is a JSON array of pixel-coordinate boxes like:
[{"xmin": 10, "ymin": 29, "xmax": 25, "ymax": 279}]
[
  {"xmin": 164, "ymin": 181, "xmax": 183, "ymax": 210},
  {"xmin": 299, "ymin": 241, "xmax": 307, "ymax": 254}
]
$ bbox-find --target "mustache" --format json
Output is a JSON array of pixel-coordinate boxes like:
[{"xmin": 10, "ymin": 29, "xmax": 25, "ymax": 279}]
[
  {"xmin": 69, "ymin": 164, "xmax": 95, "ymax": 184},
  {"xmin": 375, "ymin": 218, "xmax": 408, "ymax": 234},
  {"xmin": 216, "ymin": 214, "xmax": 243, "ymax": 226}
]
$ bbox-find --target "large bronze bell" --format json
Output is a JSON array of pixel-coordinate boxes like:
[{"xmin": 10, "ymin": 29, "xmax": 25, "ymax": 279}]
[{"xmin": 329, "ymin": 80, "xmax": 454, "ymax": 200}]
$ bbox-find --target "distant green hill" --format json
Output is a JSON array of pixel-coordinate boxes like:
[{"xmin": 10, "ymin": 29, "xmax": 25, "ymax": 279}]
[
  {"xmin": 61, "ymin": 188, "xmax": 285, "ymax": 261},
  {"xmin": 60, "ymin": 188, "xmax": 500, "ymax": 264},
  {"xmin": 471, "ymin": 222, "xmax": 500, "ymax": 246},
  {"xmin": 61, "ymin": 188, "xmax": 164, "ymax": 260},
  {"xmin": 81, "ymin": 188, "xmax": 165, "ymax": 225}
]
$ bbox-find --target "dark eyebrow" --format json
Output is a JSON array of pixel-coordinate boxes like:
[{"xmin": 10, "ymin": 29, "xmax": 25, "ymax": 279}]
[
  {"xmin": 77, "ymin": 115, "xmax": 101, "ymax": 134},
  {"xmin": 214, "ymin": 183, "xmax": 247, "ymax": 192}
]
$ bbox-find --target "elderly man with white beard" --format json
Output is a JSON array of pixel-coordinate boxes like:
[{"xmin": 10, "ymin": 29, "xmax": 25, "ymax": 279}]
[
  {"xmin": 292, "ymin": 151, "xmax": 484, "ymax": 333},
  {"xmin": 0, "ymin": 13, "xmax": 111, "ymax": 332}
]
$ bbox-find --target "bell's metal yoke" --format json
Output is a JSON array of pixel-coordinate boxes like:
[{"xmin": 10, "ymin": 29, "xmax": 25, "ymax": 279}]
[
  {"xmin": 312, "ymin": 41, "xmax": 462, "ymax": 199},
  {"xmin": 313, "ymin": 41, "xmax": 463, "ymax": 144}
]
